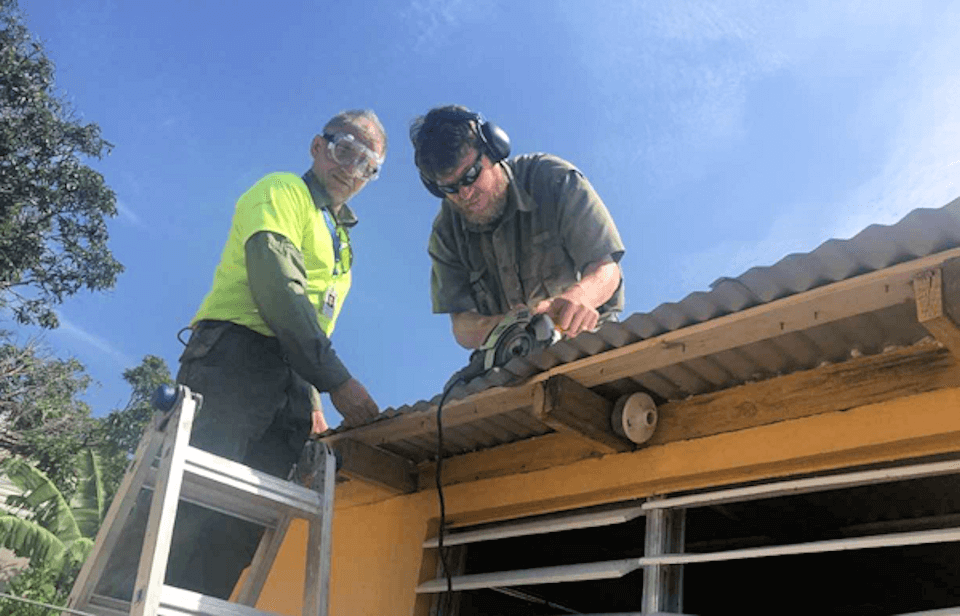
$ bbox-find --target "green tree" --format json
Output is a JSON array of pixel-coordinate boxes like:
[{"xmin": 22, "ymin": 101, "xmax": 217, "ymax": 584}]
[
  {"xmin": 0, "ymin": 332, "xmax": 93, "ymax": 493},
  {"xmin": 0, "ymin": 352, "xmax": 171, "ymax": 612},
  {"xmin": 0, "ymin": 564, "xmax": 69, "ymax": 616},
  {"xmin": 0, "ymin": 452, "xmax": 103, "ymax": 576},
  {"xmin": 0, "ymin": 0, "xmax": 122, "ymax": 329},
  {"xmin": 0, "ymin": 451, "xmax": 104, "ymax": 613},
  {"xmin": 97, "ymin": 355, "xmax": 173, "ymax": 499}
]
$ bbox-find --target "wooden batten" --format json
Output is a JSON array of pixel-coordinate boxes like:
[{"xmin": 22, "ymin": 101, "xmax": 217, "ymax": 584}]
[
  {"xmin": 332, "ymin": 439, "xmax": 418, "ymax": 495},
  {"xmin": 913, "ymin": 257, "xmax": 960, "ymax": 357}
]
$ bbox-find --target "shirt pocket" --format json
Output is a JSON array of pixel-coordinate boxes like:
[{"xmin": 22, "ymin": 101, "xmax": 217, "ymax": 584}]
[
  {"xmin": 469, "ymin": 269, "xmax": 497, "ymax": 315},
  {"xmin": 520, "ymin": 231, "xmax": 550, "ymax": 291},
  {"xmin": 179, "ymin": 322, "xmax": 230, "ymax": 363},
  {"xmin": 522, "ymin": 230, "xmax": 569, "ymax": 299}
]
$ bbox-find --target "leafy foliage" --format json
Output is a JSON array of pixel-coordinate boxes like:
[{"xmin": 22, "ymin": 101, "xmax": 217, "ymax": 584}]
[
  {"xmin": 0, "ymin": 0, "xmax": 122, "ymax": 328},
  {"xmin": 68, "ymin": 448, "xmax": 104, "ymax": 539},
  {"xmin": 0, "ymin": 350, "xmax": 170, "ymax": 607},
  {"xmin": 97, "ymin": 354, "xmax": 173, "ymax": 499},
  {"xmin": 0, "ymin": 332, "xmax": 94, "ymax": 493},
  {"xmin": 0, "ymin": 564, "xmax": 68, "ymax": 616},
  {"xmin": 0, "ymin": 458, "xmax": 97, "ymax": 573}
]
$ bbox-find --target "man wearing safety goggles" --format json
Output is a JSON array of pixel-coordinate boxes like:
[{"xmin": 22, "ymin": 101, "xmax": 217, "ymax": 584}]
[
  {"xmin": 411, "ymin": 105, "xmax": 624, "ymax": 350},
  {"xmin": 98, "ymin": 110, "xmax": 387, "ymax": 602}
]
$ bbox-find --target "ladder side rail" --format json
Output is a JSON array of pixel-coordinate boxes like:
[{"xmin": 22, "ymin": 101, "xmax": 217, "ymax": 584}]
[
  {"xmin": 235, "ymin": 513, "xmax": 293, "ymax": 607},
  {"xmin": 130, "ymin": 389, "xmax": 200, "ymax": 616},
  {"xmin": 67, "ymin": 413, "xmax": 169, "ymax": 612},
  {"xmin": 303, "ymin": 445, "xmax": 337, "ymax": 616}
]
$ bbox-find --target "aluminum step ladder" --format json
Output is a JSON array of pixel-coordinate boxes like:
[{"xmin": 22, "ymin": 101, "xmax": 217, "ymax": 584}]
[{"xmin": 65, "ymin": 385, "xmax": 337, "ymax": 616}]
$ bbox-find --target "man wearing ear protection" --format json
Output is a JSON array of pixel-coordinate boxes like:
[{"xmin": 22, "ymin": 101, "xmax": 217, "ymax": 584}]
[
  {"xmin": 98, "ymin": 110, "xmax": 386, "ymax": 601},
  {"xmin": 411, "ymin": 105, "xmax": 625, "ymax": 349}
]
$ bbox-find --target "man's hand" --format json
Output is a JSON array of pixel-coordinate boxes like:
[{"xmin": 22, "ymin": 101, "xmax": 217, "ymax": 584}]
[
  {"xmin": 532, "ymin": 260, "xmax": 621, "ymax": 339},
  {"xmin": 533, "ymin": 294, "xmax": 599, "ymax": 339},
  {"xmin": 329, "ymin": 377, "xmax": 380, "ymax": 427}
]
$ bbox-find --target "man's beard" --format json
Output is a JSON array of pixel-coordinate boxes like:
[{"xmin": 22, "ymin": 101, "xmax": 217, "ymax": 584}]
[{"xmin": 456, "ymin": 192, "xmax": 507, "ymax": 226}]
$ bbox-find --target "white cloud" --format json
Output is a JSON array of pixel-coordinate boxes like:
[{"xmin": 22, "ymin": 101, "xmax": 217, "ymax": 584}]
[
  {"xmin": 56, "ymin": 315, "xmax": 133, "ymax": 367},
  {"xmin": 649, "ymin": 1, "xmax": 960, "ymax": 289},
  {"xmin": 567, "ymin": 1, "xmax": 787, "ymax": 180},
  {"xmin": 399, "ymin": 0, "xmax": 481, "ymax": 52},
  {"xmin": 115, "ymin": 200, "xmax": 145, "ymax": 228},
  {"xmin": 829, "ymin": 24, "xmax": 960, "ymax": 239}
]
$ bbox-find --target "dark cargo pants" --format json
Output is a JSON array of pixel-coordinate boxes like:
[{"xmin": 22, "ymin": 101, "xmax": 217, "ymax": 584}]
[{"xmin": 96, "ymin": 321, "xmax": 313, "ymax": 600}]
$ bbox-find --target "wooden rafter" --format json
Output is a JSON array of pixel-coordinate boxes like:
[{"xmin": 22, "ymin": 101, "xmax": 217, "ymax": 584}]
[
  {"xmin": 531, "ymin": 375, "xmax": 633, "ymax": 453},
  {"xmin": 913, "ymin": 257, "xmax": 960, "ymax": 356}
]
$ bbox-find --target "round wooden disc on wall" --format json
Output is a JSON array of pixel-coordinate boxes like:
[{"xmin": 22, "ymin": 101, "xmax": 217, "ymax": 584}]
[{"xmin": 611, "ymin": 392, "xmax": 658, "ymax": 444}]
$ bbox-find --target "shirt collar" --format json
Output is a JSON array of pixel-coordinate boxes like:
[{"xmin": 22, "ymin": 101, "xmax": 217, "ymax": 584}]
[{"xmin": 302, "ymin": 169, "xmax": 359, "ymax": 228}]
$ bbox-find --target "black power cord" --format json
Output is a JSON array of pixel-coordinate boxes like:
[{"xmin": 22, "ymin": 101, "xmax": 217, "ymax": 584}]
[
  {"xmin": 432, "ymin": 315, "xmax": 557, "ymax": 614},
  {"xmin": 434, "ymin": 374, "xmax": 465, "ymax": 616}
]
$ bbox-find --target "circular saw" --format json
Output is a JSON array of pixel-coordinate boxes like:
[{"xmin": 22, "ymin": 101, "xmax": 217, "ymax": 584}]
[
  {"xmin": 481, "ymin": 307, "xmax": 559, "ymax": 371},
  {"xmin": 449, "ymin": 307, "xmax": 561, "ymax": 387}
]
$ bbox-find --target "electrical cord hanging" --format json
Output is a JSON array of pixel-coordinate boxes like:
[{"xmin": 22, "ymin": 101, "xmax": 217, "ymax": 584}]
[
  {"xmin": 0, "ymin": 592, "xmax": 97, "ymax": 616},
  {"xmin": 434, "ymin": 374, "xmax": 465, "ymax": 616}
]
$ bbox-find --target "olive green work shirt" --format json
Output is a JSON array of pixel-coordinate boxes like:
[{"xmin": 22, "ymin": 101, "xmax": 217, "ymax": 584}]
[{"xmin": 429, "ymin": 153, "xmax": 625, "ymax": 318}]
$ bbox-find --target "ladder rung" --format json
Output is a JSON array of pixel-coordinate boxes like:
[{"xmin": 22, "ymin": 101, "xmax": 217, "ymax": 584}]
[
  {"xmin": 85, "ymin": 593, "xmax": 130, "ymax": 616},
  {"xmin": 70, "ymin": 387, "xmax": 335, "ymax": 616},
  {"xmin": 142, "ymin": 445, "xmax": 325, "ymax": 527},
  {"xmin": 157, "ymin": 585, "xmax": 284, "ymax": 616},
  {"xmin": 88, "ymin": 585, "xmax": 285, "ymax": 616}
]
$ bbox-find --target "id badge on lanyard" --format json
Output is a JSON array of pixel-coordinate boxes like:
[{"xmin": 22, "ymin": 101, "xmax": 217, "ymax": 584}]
[
  {"xmin": 322, "ymin": 208, "xmax": 348, "ymax": 276},
  {"xmin": 321, "ymin": 208, "xmax": 344, "ymax": 321},
  {"xmin": 322, "ymin": 286, "xmax": 337, "ymax": 320}
]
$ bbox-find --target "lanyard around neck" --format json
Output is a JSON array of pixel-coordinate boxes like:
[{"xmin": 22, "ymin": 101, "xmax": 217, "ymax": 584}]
[{"xmin": 321, "ymin": 207, "xmax": 350, "ymax": 277}]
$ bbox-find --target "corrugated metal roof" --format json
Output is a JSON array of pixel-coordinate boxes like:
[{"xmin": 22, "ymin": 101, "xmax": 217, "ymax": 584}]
[{"xmin": 330, "ymin": 195, "xmax": 960, "ymax": 462}]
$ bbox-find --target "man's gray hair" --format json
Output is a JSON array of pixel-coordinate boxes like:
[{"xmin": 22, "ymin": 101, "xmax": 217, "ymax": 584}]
[{"xmin": 324, "ymin": 109, "xmax": 388, "ymax": 156}]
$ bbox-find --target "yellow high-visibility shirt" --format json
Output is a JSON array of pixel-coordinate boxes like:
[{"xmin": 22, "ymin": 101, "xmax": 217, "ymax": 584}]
[{"xmin": 193, "ymin": 172, "xmax": 352, "ymax": 337}]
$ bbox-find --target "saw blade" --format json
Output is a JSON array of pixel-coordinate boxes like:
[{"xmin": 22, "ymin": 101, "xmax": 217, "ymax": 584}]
[{"xmin": 492, "ymin": 323, "xmax": 536, "ymax": 367}]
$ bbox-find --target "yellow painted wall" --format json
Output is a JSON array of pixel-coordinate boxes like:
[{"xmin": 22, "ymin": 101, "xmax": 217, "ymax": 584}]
[{"xmin": 256, "ymin": 386, "xmax": 960, "ymax": 616}]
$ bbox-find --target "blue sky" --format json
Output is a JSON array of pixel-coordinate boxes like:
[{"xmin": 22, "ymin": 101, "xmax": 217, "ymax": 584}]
[{"xmin": 13, "ymin": 0, "xmax": 960, "ymax": 425}]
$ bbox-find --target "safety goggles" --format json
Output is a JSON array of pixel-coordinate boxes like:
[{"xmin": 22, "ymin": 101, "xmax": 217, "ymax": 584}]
[
  {"xmin": 434, "ymin": 150, "xmax": 483, "ymax": 194},
  {"xmin": 323, "ymin": 132, "xmax": 383, "ymax": 181}
]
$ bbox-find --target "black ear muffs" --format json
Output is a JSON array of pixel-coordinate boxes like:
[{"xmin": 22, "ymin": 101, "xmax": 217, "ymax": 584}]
[
  {"xmin": 417, "ymin": 109, "xmax": 511, "ymax": 198},
  {"xmin": 477, "ymin": 119, "xmax": 510, "ymax": 163}
]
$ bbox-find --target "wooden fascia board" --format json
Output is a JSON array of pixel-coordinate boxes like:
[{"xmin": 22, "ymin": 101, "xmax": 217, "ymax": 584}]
[
  {"xmin": 323, "ymin": 246, "xmax": 960, "ymax": 449},
  {"xmin": 436, "ymin": 386, "xmax": 960, "ymax": 528},
  {"xmin": 418, "ymin": 341, "xmax": 960, "ymax": 490},
  {"xmin": 332, "ymin": 438, "xmax": 418, "ymax": 494}
]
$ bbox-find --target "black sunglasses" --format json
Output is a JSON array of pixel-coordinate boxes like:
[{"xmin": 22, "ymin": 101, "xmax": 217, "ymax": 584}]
[{"xmin": 435, "ymin": 151, "xmax": 484, "ymax": 195}]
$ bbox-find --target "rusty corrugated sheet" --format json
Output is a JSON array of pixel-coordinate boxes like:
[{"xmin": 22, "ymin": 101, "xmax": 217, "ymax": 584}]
[{"xmin": 331, "ymin": 196, "xmax": 960, "ymax": 461}]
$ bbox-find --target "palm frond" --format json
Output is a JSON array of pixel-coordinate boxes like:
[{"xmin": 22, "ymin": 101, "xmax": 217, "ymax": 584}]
[
  {"xmin": 0, "ymin": 458, "xmax": 83, "ymax": 549},
  {"xmin": 0, "ymin": 514, "xmax": 67, "ymax": 571},
  {"xmin": 70, "ymin": 448, "xmax": 105, "ymax": 538}
]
